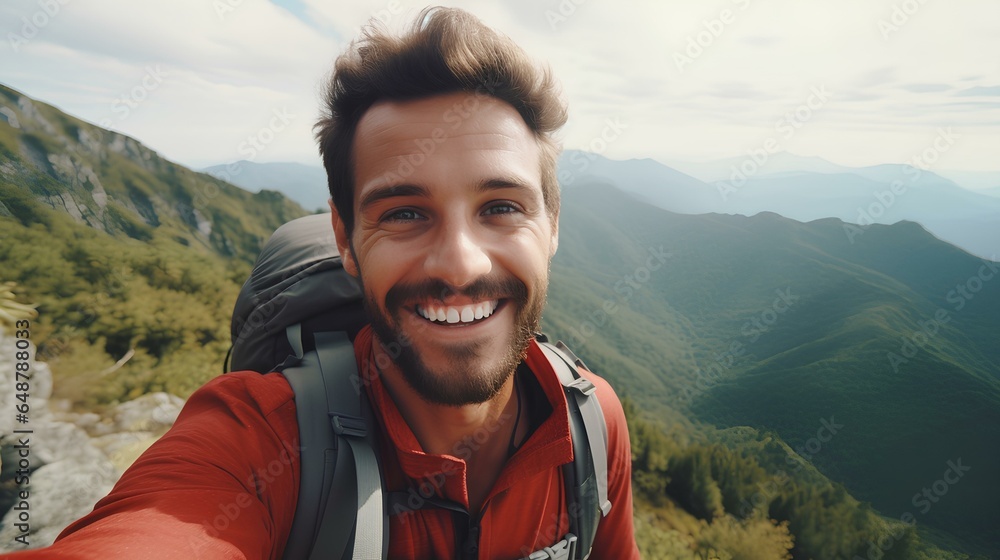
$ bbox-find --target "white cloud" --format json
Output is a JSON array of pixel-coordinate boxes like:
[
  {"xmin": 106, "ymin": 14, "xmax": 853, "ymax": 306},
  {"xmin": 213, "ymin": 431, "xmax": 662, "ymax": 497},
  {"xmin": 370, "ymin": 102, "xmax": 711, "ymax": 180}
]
[{"xmin": 1, "ymin": 0, "xmax": 998, "ymax": 170}]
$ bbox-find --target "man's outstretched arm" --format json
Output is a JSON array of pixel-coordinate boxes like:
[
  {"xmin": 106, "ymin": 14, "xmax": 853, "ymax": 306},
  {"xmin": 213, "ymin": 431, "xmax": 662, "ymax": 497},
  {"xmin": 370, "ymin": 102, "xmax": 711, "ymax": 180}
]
[{"xmin": 3, "ymin": 372, "xmax": 300, "ymax": 560}]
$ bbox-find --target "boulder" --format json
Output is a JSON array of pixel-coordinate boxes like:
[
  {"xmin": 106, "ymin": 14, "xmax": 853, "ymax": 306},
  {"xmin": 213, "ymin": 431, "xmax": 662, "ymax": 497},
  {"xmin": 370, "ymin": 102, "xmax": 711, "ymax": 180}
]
[
  {"xmin": 0, "ymin": 333, "xmax": 184, "ymax": 551},
  {"xmin": 112, "ymin": 392, "xmax": 184, "ymax": 433}
]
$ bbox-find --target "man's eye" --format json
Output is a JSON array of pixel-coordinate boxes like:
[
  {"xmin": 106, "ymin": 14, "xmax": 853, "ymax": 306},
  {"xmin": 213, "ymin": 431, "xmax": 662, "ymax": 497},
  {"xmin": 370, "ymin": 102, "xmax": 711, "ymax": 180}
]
[
  {"xmin": 483, "ymin": 202, "xmax": 521, "ymax": 216},
  {"xmin": 382, "ymin": 209, "xmax": 422, "ymax": 222}
]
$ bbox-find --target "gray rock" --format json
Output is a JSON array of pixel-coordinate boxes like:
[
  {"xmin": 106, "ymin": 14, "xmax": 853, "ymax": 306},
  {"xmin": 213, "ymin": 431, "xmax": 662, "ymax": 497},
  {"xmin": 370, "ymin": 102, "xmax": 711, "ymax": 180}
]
[
  {"xmin": 112, "ymin": 392, "xmax": 184, "ymax": 433},
  {"xmin": 0, "ymin": 455, "xmax": 117, "ymax": 549},
  {"xmin": 0, "ymin": 333, "xmax": 183, "ymax": 552}
]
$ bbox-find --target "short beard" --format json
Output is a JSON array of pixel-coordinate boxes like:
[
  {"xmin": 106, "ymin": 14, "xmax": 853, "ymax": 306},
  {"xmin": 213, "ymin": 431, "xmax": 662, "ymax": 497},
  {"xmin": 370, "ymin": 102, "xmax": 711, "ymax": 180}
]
[{"xmin": 362, "ymin": 275, "xmax": 545, "ymax": 406}]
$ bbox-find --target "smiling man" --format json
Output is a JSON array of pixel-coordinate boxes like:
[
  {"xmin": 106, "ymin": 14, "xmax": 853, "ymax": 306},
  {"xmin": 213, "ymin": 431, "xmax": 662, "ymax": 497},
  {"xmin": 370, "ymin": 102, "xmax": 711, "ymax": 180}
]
[
  {"xmin": 316, "ymin": 8, "xmax": 638, "ymax": 557},
  {"xmin": 3, "ymin": 7, "xmax": 638, "ymax": 560}
]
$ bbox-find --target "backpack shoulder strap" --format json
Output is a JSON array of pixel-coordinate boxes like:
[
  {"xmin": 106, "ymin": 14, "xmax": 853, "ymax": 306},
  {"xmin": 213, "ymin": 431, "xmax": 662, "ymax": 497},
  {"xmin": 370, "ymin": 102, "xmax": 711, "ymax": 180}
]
[
  {"xmin": 281, "ymin": 329, "xmax": 387, "ymax": 560},
  {"xmin": 537, "ymin": 339, "xmax": 612, "ymax": 560}
]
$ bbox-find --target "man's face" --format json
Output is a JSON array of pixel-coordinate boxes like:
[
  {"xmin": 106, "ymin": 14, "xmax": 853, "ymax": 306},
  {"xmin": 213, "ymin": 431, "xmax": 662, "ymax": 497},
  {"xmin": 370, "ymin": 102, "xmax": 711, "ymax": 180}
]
[{"xmin": 332, "ymin": 91, "xmax": 559, "ymax": 407}]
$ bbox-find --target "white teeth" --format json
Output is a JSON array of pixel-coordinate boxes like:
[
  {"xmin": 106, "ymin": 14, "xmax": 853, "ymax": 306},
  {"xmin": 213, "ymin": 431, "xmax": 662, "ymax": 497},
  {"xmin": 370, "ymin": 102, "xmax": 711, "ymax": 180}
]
[{"xmin": 417, "ymin": 300, "xmax": 498, "ymax": 324}]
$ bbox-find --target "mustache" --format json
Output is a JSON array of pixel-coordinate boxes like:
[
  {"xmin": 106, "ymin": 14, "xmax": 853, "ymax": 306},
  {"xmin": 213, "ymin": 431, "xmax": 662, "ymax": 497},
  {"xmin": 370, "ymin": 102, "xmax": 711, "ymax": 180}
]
[{"xmin": 385, "ymin": 276, "xmax": 528, "ymax": 311}]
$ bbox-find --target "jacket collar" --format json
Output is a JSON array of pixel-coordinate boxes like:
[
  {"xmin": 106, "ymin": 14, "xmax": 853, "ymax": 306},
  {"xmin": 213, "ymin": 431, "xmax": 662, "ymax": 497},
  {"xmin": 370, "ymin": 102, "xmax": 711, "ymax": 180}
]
[{"xmin": 353, "ymin": 326, "xmax": 573, "ymax": 510}]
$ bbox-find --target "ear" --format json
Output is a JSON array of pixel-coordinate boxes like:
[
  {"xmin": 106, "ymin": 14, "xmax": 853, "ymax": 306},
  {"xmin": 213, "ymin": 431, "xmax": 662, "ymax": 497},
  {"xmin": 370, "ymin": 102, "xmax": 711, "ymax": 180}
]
[{"xmin": 329, "ymin": 199, "xmax": 359, "ymax": 277}]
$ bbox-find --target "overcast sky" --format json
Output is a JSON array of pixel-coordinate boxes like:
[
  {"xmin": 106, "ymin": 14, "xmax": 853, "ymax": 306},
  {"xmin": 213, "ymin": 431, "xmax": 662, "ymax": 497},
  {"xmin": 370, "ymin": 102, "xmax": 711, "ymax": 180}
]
[{"xmin": 2, "ymin": 0, "xmax": 998, "ymax": 174}]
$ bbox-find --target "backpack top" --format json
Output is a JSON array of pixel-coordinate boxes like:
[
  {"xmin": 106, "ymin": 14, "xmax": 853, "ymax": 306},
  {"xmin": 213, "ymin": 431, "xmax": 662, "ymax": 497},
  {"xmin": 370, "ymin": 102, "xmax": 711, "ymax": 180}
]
[{"xmin": 228, "ymin": 213, "xmax": 365, "ymax": 374}]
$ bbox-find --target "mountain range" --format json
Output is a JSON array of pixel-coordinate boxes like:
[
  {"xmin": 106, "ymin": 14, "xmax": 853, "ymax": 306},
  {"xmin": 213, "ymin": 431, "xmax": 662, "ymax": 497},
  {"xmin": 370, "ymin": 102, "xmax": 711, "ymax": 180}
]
[
  {"xmin": 196, "ymin": 149, "xmax": 1000, "ymax": 261},
  {"xmin": 560, "ymin": 150, "xmax": 1000, "ymax": 261},
  {"xmin": 545, "ymin": 182, "xmax": 1000, "ymax": 554},
  {"xmin": 2, "ymin": 83, "xmax": 998, "ymax": 557}
]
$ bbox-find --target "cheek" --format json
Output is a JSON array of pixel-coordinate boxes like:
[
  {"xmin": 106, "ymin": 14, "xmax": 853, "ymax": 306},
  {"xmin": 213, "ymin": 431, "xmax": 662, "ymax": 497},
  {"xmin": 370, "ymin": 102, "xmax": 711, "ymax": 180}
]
[
  {"xmin": 503, "ymin": 239, "xmax": 552, "ymax": 284},
  {"xmin": 358, "ymin": 247, "xmax": 418, "ymax": 291}
]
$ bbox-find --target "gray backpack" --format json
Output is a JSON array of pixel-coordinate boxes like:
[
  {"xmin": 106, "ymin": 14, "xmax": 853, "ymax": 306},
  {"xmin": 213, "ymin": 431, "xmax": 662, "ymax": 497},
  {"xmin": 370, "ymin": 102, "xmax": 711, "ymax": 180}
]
[{"xmin": 226, "ymin": 213, "xmax": 611, "ymax": 559}]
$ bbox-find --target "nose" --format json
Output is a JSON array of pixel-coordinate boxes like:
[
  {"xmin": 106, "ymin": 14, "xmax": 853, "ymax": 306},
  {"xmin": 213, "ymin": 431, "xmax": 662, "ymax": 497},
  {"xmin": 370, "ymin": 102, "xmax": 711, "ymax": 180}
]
[{"xmin": 424, "ymin": 220, "xmax": 492, "ymax": 289}]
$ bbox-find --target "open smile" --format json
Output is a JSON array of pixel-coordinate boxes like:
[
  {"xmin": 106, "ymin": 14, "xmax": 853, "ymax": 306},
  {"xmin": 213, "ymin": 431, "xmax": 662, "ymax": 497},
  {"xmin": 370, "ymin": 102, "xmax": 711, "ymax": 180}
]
[{"xmin": 414, "ymin": 299, "xmax": 502, "ymax": 325}]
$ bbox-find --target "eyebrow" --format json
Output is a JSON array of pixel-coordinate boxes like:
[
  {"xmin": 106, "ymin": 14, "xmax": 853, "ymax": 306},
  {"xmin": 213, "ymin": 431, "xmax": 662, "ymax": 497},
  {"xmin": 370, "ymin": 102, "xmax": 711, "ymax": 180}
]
[
  {"xmin": 358, "ymin": 176, "xmax": 538, "ymax": 213},
  {"xmin": 358, "ymin": 184, "xmax": 429, "ymax": 213},
  {"xmin": 476, "ymin": 177, "xmax": 536, "ymax": 194}
]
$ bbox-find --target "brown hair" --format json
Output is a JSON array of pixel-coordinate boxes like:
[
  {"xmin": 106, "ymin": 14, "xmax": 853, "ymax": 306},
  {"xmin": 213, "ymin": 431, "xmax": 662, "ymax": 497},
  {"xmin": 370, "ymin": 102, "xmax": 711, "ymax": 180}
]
[{"xmin": 314, "ymin": 6, "xmax": 567, "ymax": 234}]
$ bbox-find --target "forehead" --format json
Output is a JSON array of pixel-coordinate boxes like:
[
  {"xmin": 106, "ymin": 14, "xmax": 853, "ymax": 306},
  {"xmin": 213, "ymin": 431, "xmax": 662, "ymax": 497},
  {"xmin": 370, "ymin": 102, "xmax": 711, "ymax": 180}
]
[{"xmin": 352, "ymin": 92, "xmax": 543, "ymax": 202}]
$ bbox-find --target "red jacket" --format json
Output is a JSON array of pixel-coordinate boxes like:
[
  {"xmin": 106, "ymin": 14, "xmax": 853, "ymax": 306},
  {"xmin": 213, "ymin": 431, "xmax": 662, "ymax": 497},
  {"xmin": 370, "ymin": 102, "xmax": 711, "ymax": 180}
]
[{"xmin": 4, "ymin": 327, "xmax": 639, "ymax": 559}]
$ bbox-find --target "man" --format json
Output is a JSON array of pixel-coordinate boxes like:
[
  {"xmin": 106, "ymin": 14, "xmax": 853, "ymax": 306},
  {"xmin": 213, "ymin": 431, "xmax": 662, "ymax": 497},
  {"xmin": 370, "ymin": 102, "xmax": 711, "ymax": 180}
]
[{"xmin": 4, "ymin": 7, "xmax": 639, "ymax": 559}]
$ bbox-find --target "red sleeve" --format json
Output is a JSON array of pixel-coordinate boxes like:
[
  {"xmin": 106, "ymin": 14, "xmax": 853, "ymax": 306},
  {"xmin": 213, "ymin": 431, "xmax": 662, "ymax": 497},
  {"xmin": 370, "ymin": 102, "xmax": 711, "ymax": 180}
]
[
  {"xmin": 582, "ymin": 370, "xmax": 641, "ymax": 560},
  {"xmin": 2, "ymin": 371, "xmax": 300, "ymax": 560}
]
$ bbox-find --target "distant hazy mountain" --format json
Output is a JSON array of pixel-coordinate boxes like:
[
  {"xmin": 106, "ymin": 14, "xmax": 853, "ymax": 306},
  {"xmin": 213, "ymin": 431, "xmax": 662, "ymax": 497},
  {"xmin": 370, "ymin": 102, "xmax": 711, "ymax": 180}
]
[
  {"xmin": 548, "ymin": 181, "xmax": 1000, "ymax": 554},
  {"xmin": 936, "ymin": 169, "xmax": 1000, "ymax": 192},
  {"xmin": 201, "ymin": 161, "xmax": 328, "ymax": 212},
  {"xmin": 561, "ymin": 149, "xmax": 1000, "ymax": 260},
  {"xmin": 662, "ymin": 151, "xmax": 851, "ymax": 182},
  {"xmin": 558, "ymin": 150, "xmax": 717, "ymax": 213},
  {"xmin": 728, "ymin": 167, "xmax": 1000, "ymax": 260}
]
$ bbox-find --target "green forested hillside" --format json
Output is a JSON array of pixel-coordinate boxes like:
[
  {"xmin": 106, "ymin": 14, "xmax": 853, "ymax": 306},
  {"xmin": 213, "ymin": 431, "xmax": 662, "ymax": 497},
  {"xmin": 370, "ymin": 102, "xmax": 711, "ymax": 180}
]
[
  {"xmin": 543, "ymin": 182, "xmax": 1000, "ymax": 556},
  {"xmin": 0, "ymin": 83, "xmax": 304, "ymax": 261},
  {"xmin": 0, "ymin": 83, "xmax": 308, "ymax": 405}
]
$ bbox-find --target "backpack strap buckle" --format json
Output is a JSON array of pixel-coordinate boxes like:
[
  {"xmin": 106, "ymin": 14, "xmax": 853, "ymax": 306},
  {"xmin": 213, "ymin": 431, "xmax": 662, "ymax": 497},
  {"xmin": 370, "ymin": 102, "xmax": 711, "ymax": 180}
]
[
  {"xmin": 331, "ymin": 414, "xmax": 367, "ymax": 438},
  {"xmin": 565, "ymin": 377, "xmax": 596, "ymax": 397},
  {"xmin": 525, "ymin": 533, "xmax": 578, "ymax": 560}
]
